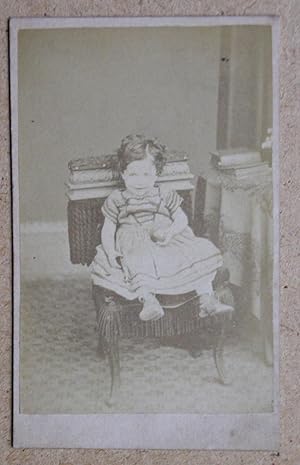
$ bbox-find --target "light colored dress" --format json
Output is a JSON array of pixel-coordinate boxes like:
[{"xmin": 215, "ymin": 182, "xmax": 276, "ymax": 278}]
[{"xmin": 90, "ymin": 187, "xmax": 223, "ymax": 300}]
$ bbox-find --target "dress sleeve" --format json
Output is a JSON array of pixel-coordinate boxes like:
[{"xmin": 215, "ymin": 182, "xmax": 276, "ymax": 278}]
[
  {"xmin": 101, "ymin": 191, "xmax": 120, "ymax": 224},
  {"xmin": 164, "ymin": 190, "xmax": 184, "ymax": 215}
]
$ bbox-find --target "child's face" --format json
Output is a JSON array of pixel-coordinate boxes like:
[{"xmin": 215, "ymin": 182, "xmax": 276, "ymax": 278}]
[{"xmin": 122, "ymin": 158, "xmax": 157, "ymax": 193}]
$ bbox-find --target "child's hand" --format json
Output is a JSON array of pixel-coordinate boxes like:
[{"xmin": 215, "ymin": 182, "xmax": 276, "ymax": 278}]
[
  {"xmin": 158, "ymin": 232, "xmax": 172, "ymax": 246},
  {"xmin": 151, "ymin": 228, "xmax": 167, "ymax": 242},
  {"xmin": 107, "ymin": 249, "xmax": 123, "ymax": 269},
  {"xmin": 152, "ymin": 228, "xmax": 172, "ymax": 246}
]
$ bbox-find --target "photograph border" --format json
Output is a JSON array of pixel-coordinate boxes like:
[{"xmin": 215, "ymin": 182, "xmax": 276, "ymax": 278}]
[{"xmin": 10, "ymin": 15, "xmax": 280, "ymax": 450}]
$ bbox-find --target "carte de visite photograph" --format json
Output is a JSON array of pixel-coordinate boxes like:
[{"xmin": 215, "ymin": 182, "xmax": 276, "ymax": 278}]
[{"xmin": 11, "ymin": 17, "xmax": 279, "ymax": 450}]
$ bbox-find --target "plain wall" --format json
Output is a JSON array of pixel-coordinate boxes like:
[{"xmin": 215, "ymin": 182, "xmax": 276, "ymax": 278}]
[
  {"xmin": 18, "ymin": 27, "xmax": 221, "ymax": 223},
  {"xmin": 216, "ymin": 26, "xmax": 272, "ymax": 150},
  {"xmin": 225, "ymin": 26, "xmax": 273, "ymax": 149}
]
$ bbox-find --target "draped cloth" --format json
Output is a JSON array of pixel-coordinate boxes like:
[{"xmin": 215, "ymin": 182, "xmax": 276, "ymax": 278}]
[{"xmin": 198, "ymin": 167, "xmax": 273, "ymax": 320}]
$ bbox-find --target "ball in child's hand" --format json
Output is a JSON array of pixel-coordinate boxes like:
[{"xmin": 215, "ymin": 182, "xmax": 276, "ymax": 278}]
[{"xmin": 151, "ymin": 228, "xmax": 168, "ymax": 243}]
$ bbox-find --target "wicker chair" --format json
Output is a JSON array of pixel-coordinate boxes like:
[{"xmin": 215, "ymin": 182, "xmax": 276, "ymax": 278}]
[{"xmin": 67, "ymin": 152, "xmax": 234, "ymax": 404}]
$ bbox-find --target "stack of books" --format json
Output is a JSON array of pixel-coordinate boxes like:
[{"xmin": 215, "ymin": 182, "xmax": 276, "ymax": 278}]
[{"xmin": 210, "ymin": 148, "xmax": 271, "ymax": 179}]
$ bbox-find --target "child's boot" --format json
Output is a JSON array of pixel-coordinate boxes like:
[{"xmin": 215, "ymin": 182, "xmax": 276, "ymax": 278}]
[
  {"xmin": 199, "ymin": 292, "xmax": 233, "ymax": 318},
  {"xmin": 139, "ymin": 294, "xmax": 165, "ymax": 321}
]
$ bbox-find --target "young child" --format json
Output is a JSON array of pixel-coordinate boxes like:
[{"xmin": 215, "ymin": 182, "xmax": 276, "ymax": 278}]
[{"xmin": 90, "ymin": 135, "xmax": 226, "ymax": 321}]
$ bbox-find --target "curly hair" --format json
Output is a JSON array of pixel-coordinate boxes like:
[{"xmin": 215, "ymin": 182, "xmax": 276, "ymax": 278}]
[{"xmin": 116, "ymin": 134, "xmax": 167, "ymax": 175}]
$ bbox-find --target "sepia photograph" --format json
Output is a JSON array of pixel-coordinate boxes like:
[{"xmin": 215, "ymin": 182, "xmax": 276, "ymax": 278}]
[{"xmin": 11, "ymin": 16, "xmax": 279, "ymax": 449}]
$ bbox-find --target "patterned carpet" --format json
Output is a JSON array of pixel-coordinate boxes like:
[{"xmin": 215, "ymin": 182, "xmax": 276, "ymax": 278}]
[{"xmin": 20, "ymin": 278, "xmax": 273, "ymax": 414}]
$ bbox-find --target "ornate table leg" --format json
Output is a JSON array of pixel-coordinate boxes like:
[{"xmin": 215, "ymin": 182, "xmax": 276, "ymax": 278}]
[{"xmin": 92, "ymin": 286, "xmax": 121, "ymax": 406}]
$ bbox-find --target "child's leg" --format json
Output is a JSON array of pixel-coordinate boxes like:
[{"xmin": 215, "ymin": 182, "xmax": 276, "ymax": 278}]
[
  {"xmin": 195, "ymin": 271, "xmax": 220, "ymax": 316},
  {"xmin": 195, "ymin": 281, "xmax": 214, "ymax": 297}
]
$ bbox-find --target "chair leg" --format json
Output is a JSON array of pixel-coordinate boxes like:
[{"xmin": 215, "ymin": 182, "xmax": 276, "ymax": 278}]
[
  {"xmin": 103, "ymin": 337, "xmax": 121, "ymax": 406},
  {"xmin": 93, "ymin": 289, "xmax": 106, "ymax": 359},
  {"xmin": 212, "ymin": 314, "xmax": 231, "ymax": 385},
  {"xmin": 92, "ymin": 285, "xmax": 122, "ymax": 406},
  {"xmin": 96, "ymin": 332, "xmax": 106, "ymax": 359}
]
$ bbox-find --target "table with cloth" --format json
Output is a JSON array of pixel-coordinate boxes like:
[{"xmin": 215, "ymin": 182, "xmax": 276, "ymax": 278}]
[{"xmin": 195, "ymin": 165, "xmax": 273, "ymax": 364}]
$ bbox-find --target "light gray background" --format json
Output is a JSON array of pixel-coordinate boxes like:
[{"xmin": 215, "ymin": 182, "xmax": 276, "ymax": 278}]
[{"xmin": 0, "ymin": 1, "xmax": 299, "ymax": 464}]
